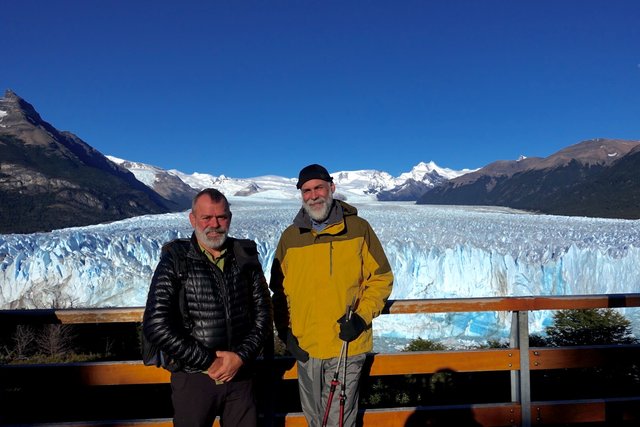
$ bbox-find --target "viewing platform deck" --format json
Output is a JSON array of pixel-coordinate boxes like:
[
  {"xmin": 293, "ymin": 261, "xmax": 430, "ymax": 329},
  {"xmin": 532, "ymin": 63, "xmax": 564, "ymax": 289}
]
[{"xmin": 2, "ymin": 294, "xmax": 639, "ymax": 426}]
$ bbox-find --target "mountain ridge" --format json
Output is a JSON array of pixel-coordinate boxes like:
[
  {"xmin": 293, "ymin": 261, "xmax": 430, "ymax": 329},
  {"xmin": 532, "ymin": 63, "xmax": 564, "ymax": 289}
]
[
  {"xmin": 0, "ymin": 90, "xmax": 471, "ymax": 233},
  {"xmin": 112, "ymin": 157, "xmax": 472, "ymax": 204},
  {"xmin": 417, "ymin": 138, "xmax": 640, "ymax": 219},
  {"xmin": 0, "ymin": 90, "xmax": 184, "ymax": 234},
  {"xmin": 2, "ymin": 89, "xmax": 639, "ymax": 234}
]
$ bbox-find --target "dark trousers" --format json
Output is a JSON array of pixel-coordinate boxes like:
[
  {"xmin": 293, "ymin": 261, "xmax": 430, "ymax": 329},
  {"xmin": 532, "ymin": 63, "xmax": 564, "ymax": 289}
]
[{"xmin": 171, "ymin": 371, "xmax": 257, "ymax": 427}]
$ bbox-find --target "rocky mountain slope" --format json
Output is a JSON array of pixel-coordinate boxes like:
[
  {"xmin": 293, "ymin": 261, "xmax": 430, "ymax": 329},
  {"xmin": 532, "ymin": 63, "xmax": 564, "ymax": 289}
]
[
  {"xmin": 417, "ymin": 138, "xmax": 640, "ymax": 219},
  {"xmin": 0, "ymin": 90, "xmax": 181, "ymax": 234}
]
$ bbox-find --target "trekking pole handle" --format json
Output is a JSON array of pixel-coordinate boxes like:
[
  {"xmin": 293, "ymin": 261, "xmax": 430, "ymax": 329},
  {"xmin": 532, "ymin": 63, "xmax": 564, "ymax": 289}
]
[{"xmin": 344, "ymin": 293, "xmax": 357, "ymax": 322}]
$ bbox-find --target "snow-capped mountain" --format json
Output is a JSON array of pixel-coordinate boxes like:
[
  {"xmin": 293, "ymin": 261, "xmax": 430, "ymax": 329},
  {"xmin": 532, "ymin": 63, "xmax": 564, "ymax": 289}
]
[
  {"xmin": 1, "ymin": 89, "xmax": 474, "ymax": 234},
  {"xmin": 396, "ymin": 160, "xmax": 475, "ymax": 182},
  {"xmin": 107, "ymin": 156, "xmax": 196, "ymax": 209},
  {"xmin": 109, "ymin": 156, "xmax": 473, "ymax": 204},
  {"xmin": 167, "ymin": 169, "xmax": 299, "ymax": 200}
]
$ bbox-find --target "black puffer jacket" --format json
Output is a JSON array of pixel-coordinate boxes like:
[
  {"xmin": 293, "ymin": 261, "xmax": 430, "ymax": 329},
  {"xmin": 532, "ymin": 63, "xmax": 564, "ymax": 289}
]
[{"xmin": 142, "ymin": 234, "xmax": 273, "ymax": 375}]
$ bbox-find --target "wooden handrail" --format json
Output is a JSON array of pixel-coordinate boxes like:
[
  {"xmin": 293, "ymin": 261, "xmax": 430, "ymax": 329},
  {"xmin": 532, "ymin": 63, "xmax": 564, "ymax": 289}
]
[
  {"xmin": 531, "ymin": 397, "xmax": 640, "ymax": 424},
  {"xmin": 383, "ymin": 293, "xmax": 640, "ymax": 313},
  {"xmin": 2, "ymin": 293, "xmax": 640, "ymax": 324},
  {"xmin": 4, "ymin": 344, "xmax": 638, "ymax": 385},
  {"xmin": 529, "ymin": 344, "xmax": 640, "ymax": 370},
  {"xmin": 0, "ymin": 348, "xmax": 520, "ymax": 387}
]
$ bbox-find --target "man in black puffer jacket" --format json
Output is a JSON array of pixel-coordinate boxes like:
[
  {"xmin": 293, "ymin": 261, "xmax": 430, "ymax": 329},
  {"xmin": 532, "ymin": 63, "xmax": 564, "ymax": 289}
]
[{"xmin": 143, "ymin": 188, "xmax": 273, "ymax": 427}]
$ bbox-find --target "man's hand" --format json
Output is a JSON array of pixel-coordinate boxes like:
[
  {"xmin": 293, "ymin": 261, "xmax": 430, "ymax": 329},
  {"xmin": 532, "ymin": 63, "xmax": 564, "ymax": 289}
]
[
  {"xmin": 286, "ymin": 329, "xmax": 309, "ymax": 362},
  {"xmin": 207, "ymin": 351, "xmax": 243, "ymax": 383},
  {"xmin": 337, "ymin": 312, "xmax": 367, "ymax": 342}
]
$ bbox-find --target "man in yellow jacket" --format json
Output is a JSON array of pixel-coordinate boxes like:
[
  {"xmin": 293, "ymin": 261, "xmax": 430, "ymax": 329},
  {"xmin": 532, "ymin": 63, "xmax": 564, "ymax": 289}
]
[{"xmin": 270, "ymin": 164, "xmax": 394, "ymax": 427}]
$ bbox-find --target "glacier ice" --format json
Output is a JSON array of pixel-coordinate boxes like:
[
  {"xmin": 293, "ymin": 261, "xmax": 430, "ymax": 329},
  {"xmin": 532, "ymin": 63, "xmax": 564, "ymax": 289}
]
[{"xmin": 1, "ymin": 199, "xmax": 639, "ymax": 349}]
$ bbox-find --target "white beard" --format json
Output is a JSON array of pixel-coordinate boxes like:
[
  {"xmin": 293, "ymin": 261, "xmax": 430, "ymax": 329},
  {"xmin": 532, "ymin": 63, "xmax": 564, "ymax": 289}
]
[
  {"xmin": 303, "ymin": 192, "xmax": 334, "ymax": 222},
  {"xmin": 195, "ymin": 226, "xmax": 228, "ymax": 250}
]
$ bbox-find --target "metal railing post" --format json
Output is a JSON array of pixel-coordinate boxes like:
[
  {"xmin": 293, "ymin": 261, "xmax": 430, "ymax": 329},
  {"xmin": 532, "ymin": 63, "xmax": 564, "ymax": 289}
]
[
  {"xmin": 510, "ymin": 310, "xmax": 531, "ymax": 427},
  {"xmin": 510, "ymin": 311, "xmax": 520, "ymax": 403}
]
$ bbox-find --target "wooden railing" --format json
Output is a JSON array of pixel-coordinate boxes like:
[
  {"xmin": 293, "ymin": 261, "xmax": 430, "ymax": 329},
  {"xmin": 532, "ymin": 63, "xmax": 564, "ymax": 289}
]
[{"xmin": 1, "ymin": 293, "xmax": 639, "ymax": 427}]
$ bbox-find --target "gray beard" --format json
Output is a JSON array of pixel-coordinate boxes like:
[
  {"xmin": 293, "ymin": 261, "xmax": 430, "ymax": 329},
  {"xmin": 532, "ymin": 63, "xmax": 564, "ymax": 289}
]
[
  {"xmin": 303, "ymin": 193, "xmax": 333, "ymax": 222},
  {"xmin": 195, "ymin": 227, "xmax": 228, "ymax": 250}
]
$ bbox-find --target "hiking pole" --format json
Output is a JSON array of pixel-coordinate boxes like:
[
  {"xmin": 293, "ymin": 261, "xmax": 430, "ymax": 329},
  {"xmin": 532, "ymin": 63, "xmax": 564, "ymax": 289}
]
[
  {"xmin": 338, "ymin": 297, "xmax": 357, "ymax": 427},
  {"xmin": 321, "ymin": 303, "xmax": 352, "ymax": 427},
  {"xmin": 338, "ymin": 318, "xmax": 350, "ymax": 427},
  {"xmin": 322, "ymin": 340, "xmax": 346, "ymax": 426}
]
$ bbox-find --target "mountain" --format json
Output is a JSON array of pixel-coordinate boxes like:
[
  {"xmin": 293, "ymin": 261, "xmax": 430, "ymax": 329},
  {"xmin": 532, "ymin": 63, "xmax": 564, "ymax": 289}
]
[
  {"xmin": 547, "ymin": 144, "xmax": 640, "ymax": 218},
  {"xmin": 0, "ymin": 90, "xmax": 180, "ymax": 234},
  {"xmin": 106, "ymin": 156, "xmax": 197, "ymax": 209},
  {"xmin": 417, "ymin": 138, "xmax": 640, "ymax": 219},
  {"xmin": 113, "ymin": 160, "xmax": 472, "ymax": 204},
  {"xmin": 377, "ymin": 161, "xmax": 471, "ymax": 201}
]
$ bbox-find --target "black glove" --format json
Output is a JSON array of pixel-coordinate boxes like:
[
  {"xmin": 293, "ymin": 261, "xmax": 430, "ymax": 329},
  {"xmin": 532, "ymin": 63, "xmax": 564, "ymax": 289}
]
[
  {"xmin": 286, "ymin": 329, "xmax": 309, "ymax": 362},
  {"xmin": 338, "ymin": 312, "xmax": 367, "ymax": 342}
]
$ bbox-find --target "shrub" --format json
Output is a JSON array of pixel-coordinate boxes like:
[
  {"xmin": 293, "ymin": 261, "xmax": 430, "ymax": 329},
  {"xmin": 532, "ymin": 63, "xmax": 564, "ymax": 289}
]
[
  {"xmin": 402, "ymin": 337, "xmax": 448, "ymax": 352},
  {"xmin": 477, "ymin": 338, "xmax": 509, "ymax": 349},
  {"xmin": 529, "ymin": 333, "xmax": 548, "ymax": 347},
  {"xmin": 545, "ymin": 308, "xmax": 637, "ymax": 347}
]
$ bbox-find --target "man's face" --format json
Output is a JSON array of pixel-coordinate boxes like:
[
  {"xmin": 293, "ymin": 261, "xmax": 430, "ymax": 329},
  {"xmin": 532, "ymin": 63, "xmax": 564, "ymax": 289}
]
[
  {"xmin": 189, "ymin": 195, "xmax": 231, "ymax": 251},
  {"xmin": 301, "ymin": 179, "xmax": 335, "ymax": 222}
]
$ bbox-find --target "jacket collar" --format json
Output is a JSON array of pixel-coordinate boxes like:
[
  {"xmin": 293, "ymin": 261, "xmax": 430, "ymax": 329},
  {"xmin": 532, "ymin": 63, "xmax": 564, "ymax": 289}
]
[
  {"xmin": 293, "ymin": 199, "xmax": 358, "ymax": 233},
  {"xmin": 188, "ymin": 233, "xmax": 234, "ymax": 260}
]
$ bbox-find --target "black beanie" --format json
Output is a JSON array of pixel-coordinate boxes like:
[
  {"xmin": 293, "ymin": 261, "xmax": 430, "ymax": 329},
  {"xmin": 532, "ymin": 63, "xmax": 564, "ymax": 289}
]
[{"xmin": 296, "ymin": 164, "xmax": 333, "ymax": 189}]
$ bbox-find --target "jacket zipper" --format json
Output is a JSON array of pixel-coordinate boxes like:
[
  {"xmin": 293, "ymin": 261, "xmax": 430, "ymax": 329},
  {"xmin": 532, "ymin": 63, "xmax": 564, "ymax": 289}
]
[
  {"xmin": 211, "ymin": 264, "xmax": 232, "ymax": 350},
  {"xmin": 329, "ymin": 241, "xmax": 333, "ymax": 276}
]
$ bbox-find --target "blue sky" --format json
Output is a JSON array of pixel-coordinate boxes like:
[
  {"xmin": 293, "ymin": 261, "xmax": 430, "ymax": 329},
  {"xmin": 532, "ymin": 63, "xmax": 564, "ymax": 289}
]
[{"xmin": 3, "ymin": 1, "xmax": 639, "ymax": 178}]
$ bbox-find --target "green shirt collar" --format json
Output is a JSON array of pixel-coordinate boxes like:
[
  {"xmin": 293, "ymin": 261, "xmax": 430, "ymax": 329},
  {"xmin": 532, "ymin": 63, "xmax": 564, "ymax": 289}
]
[{"xmin": 199, "ymin": 244, "xmax": 227, "ymax": 271}]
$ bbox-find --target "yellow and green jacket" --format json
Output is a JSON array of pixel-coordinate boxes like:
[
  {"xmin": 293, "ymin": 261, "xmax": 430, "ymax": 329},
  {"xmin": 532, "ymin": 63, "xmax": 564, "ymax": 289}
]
[{"xmin": 270, "ymin": 200, "xmax": 393, "ymax": 359}]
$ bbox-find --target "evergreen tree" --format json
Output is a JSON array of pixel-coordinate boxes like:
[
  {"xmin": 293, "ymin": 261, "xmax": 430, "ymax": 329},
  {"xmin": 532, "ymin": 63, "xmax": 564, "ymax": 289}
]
[{"xmin": 545, "ymin": 308, "xmax": 637, "ymax": 346}]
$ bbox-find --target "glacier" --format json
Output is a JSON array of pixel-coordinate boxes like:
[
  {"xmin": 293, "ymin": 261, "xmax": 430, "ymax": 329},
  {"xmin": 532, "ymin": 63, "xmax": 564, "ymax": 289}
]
[{"xmin": 1, "ymin": 198, "xmax": 639, "ymax": 351}]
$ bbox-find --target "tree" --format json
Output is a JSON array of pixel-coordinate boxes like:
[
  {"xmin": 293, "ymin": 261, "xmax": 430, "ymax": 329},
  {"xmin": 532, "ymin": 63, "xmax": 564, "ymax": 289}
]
[
  {"xmin": 535, "ymin": 308, "xmax": 640, "ymax": 401},
  {"xmin": 12, "ymin": 325, "xmax": 36, "ymax": 360},
  {"xmin": 545, "ymin": 308, "xmax": 637, "ymax": 346},
  {"xmin": 36, "ymin": 324, "xmax": 77, "ymax": 358}
]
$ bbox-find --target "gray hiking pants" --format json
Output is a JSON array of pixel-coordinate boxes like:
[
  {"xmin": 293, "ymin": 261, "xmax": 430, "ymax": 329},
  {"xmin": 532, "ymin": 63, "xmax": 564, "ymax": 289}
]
[{"xmin": 297, "ymin": 353, "xmax": 366, "ymax": 427}]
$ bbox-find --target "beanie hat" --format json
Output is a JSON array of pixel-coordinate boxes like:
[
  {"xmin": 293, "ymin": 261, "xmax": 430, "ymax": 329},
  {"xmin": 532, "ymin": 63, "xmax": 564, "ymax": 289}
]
[{"xmin": 296, "ymin": 164, "xmax": 333, "ymax": 189}]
